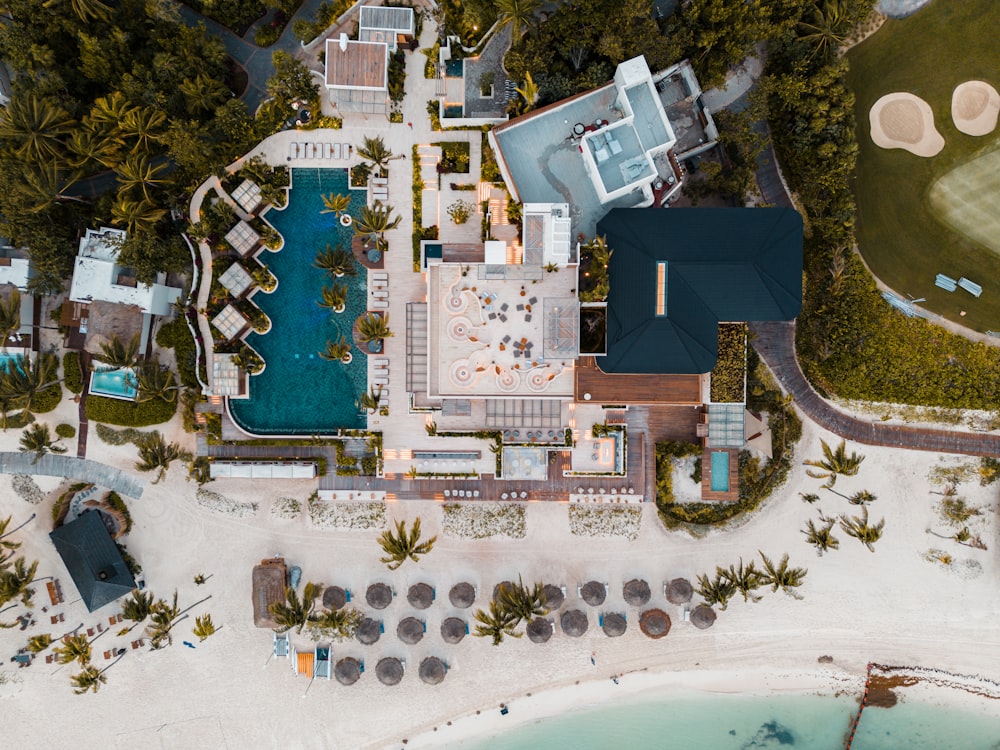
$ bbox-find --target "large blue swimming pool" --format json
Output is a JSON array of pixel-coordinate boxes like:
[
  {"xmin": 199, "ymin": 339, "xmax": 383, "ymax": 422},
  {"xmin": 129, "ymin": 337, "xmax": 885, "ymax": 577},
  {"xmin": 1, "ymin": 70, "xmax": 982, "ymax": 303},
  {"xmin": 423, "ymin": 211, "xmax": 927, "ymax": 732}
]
[{"xmin": 228, "ymin": 168, "xmax": 368, "ymax": 434}]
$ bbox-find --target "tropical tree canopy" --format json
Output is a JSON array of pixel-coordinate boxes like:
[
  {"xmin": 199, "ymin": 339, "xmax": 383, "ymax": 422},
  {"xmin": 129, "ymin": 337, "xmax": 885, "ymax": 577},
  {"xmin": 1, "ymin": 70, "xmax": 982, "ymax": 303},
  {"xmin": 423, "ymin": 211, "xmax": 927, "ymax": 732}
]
[{"xmin": 377, "ymin": 518, "xmax": 437, "ymax": 570}]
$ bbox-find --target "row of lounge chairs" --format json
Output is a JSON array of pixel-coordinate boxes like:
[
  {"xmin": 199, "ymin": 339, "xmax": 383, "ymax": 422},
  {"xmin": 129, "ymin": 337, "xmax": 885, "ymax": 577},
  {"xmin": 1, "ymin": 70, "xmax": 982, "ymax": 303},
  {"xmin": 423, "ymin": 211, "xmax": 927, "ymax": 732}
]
[
  {"xmin": 372, "ymin": 358, "xmax": 389, "ymax": 388},
  {"xmin": 370, "ymin": 271, "xmax": 389, "ymax": 310},
  {"xmin": 935, "ymin": 273, "xmax": 982, "ymax": 297},
  {"xmin": 289, "ymin": 142, "xmax": 353, "ymax": 160},
  {"xmin": 372, "ymin": 176, "xmax": 388, "ymax": 203}
]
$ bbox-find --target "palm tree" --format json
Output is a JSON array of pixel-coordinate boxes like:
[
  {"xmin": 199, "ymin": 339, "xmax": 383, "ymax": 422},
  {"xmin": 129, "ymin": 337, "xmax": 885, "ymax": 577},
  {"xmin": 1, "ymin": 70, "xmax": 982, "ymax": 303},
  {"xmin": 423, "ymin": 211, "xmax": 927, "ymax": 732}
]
[
  {"xmin": 798, "ymin": 0, "xmax": 852, "ymax": 60},
  {"xmin": 54, "ymin": 633, "xmax": 92, "ymax": 666},
  {"xmin": 178, "ymin": 74, "xmax": 229, "ymax": 115},
  {"xmin": 849, "ymin": 490, "xmax": 877, "ymax": 506},
  {"xmin": 802, "ymin": 519, "xmax": 839, "ymax": 555},
  {"xmin": 514, "ymin": 72, "xmax": 539, "ymax": 115},
  {"xmin": 377, "ymin": 518, "xmax": 436, "ymax": 570},
  {"xmin": 0, "ymin": 516, "xmax": 21, "ymax": 566},
  {"xmin": 758, "ymin": 552, "xmax": 807, "ymax": 599},
  {"xmin": 0, "ymin": 352, "xmax": 60, "ymax": 420},
  {"xmin": 473, "ymin": 601, "xmax": 521, "ymax": 646},
  {"xmin": 495, "ymin": 577, "xmax": 548, "ymax": 624},
  {"xmin": 119, "ymin": 106, "xmax": 167, "ymax": 155},
  {"xmin": 66, "ymin": 124, "xmax": 122, "ymax": 170},
  {"xmin": 42, "ymin": 0, "xmax": 113, "ymax": 23},
  {"xmin": 17, "ymin": 160, "xmax": 86, "ymax": 214},
  {"xmin": 122, "ymin": 589, "xmax": 154, "ymax": 623},
  {"xmin": 353, "ymin": 202, "xmax": 401, "ymax": 245},
  {"xmin": 0, "ymin": 94, "xmax": 75, "ymax": 164},
  {"xmin": 95, "ymin": 334, "xmax": 139, "ymax": 368},
  {"xmin": 722, "ymin": 559, "xmax": 764, "ymax": 603},
  {"xmin": 695, "ymin": 571, "xmax": 737, "ymax": 611},
  {"xmin": 313, "ymin": 244, "xmax": 356, "ymax": 277},
  {"xmin": 317, "ymin": 283, "xmax": 348, "ymax": 314},
  {"xmin": 0, "ymin": 556, "xmax": 38, "ymax": 607},
  {"xmin": 114, "ymin": 154, "xmax": 169, "ymax": 201},
  {"xmin": 70, "ymin": 664, "xmax": 107, "ymax": 694},
  {"xmin": 0, "ymin": 289, "xmax": 20, "ymax": 346},
  {"xmin": 110, "ymin": 193, "xmax": 167, "ymax": 235},
  {"xmin": 799, "ymin": 492, "xmax": 820, "ymax": 504},
  {"xmin": 269, "ymin": 582, "xmax": 323, "ymax": 634},
  {"xmin": 130, "ymin": 360, "xmax": 179, "ymax": 403},
  {"xmin": 357, "ymin": 385, "xmax": 383, "ymax": 414},
  {"xmin": 26, "ymin": 633, "xmax": 53, "ymax": 653},
  {"xmin": 838, "ymin": 508, "xmax": 885, "ymax": 552},
  {"xmin": 320, "ymin": 193, "xmax": 351, "ymax": 219},
  {"xmin": 19, "ymin": 423, "xmax": 67, "ymax": 464},
  {"xmin": 192, "ymin": 614, "xmax": 216, "ymax": 641},
  {"xmin": 319, "ymin": 337, "xmax": 352, "ymax": 363},
  {"xmin": 355, "ymin": 136, "xmax": 395, "ymax": 173},
  {"xmin": 307, "ymin": 607, "xmax": 362, "ymax": 641},
  {"xmin": 804, "ymin": 439, "xmax": 864, "ymax": 487},
  {"xmin": 356, "ymin": 312, "xmax": 393, "ymax": 346},
  {"xmin": 135, "ymin": 434, "xmax": 187, "ymax": 483},
  {"xmin": 148, "ymin": 590, "xmax": 180, "ymax": 648},
  {"xmin": 88, "ymin": 92, "xmax": 129, "ymax": 136},
  {"xmin": 496, "ymin": 0, "xmax": 540, "ymax": 39}
]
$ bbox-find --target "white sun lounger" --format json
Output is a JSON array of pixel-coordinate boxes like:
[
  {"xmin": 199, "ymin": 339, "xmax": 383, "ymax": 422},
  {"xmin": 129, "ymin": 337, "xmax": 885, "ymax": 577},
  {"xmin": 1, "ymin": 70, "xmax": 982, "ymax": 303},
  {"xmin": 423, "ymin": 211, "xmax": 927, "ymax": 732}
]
[
  {"xmin": 371, "ymin": 377, "xmax": 388, "ymax": 387},
  {"xmin": 372, "ymin": 291, "xmax": 388, "ymax": 299},
  {"xmin": 321, "ymin": 143, "xmax": 330, "ymax": 158},
  {"xmin": 371, "ymin": 300, "xmax": 389, "ymax": 309},
  {"xmin": 333, "ymin": 143, "xmax": 342, "ymax": 159},
  {"xmin": 305, "ymin": 143, "xmax": 316, "ymax": 159},
  {"xmin": 372, "ymin": 272, "xmax": 388, "ymax": 280},
  {"xmin": 289, "ymin": 143, "xmax": 299, "ymax": 159},
  {"xmin": 375, "ymin": 358, "xmax": 389, "ymax": 366},
  {"xmin": 958, "ymin": 277, "xmax": 982, "ymax": 297}
]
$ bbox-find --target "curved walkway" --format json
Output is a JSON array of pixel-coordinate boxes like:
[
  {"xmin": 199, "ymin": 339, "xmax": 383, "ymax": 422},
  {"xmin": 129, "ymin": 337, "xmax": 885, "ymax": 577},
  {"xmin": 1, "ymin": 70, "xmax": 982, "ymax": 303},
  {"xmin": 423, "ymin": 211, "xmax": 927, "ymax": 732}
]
[
  {"xmin": 0, "ymin": 454, "xmax": 146, "ymax": 498},
  {"xmin": 750, "ymin": 321, "xmax": 1000, "ymax": 457}
]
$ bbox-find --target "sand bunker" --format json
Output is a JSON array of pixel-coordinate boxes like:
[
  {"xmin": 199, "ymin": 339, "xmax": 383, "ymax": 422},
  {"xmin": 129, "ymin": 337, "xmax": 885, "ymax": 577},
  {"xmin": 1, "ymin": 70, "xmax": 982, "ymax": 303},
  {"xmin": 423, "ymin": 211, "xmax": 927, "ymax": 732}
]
[
  {"xmin": 951, "ymin": 81, "xmax": 1000, "ymax": 136},
  {"xmin": 869, "ymin": 92, "xmax": 944, "ymax": 157}
]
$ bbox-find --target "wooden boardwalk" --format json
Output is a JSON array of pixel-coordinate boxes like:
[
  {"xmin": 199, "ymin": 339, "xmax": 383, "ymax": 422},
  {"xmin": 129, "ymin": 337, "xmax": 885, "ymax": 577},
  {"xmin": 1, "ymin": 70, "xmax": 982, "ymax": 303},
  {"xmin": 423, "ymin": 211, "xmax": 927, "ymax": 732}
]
[
  {"xmin": 750, "ymin": 321, "xmax": 1000, "ymax": 457},
  {"xmin": 0, "ymin": 453, "xmax": 146, "ymax": 498},
  {"xmin": 575, "ymin": 357, "xmax": 701, "ymax": 404}
]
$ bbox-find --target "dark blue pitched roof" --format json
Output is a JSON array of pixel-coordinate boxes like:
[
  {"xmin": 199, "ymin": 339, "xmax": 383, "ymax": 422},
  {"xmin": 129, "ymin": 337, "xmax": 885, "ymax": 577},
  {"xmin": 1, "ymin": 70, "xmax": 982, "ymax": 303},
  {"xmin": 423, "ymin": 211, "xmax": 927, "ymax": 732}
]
[
  {"xmin": 50, "ymin": 510, "xmax": 135, "ymax": 613},
  {"xmin": 598, "ymin": 208, "xmax": 802, "ymax": 374}
]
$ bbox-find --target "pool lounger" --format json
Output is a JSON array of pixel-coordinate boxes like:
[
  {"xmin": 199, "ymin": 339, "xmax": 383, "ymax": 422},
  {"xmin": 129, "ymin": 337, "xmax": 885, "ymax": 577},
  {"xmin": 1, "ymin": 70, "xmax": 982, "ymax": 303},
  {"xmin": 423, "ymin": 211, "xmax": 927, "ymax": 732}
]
[
  {"xmin": 371, "ymin": 300, "xmax": 389, "ymax": 309},
  {"xmin": 289, "ymin": 143, "xmax": 300, "ymax": 159},
  {"xmin": 305, "ymin": 143, "xmax": 316, "ymax": 159},
  {"xmin": 321, "ymin": 143, "xmax": 331, "ymax": 158},
  {"xmin": 371, "ymin": 377, "xmax": 388, "ymax": 386},
  {"xmin": 371, "ymin": 271, "xmax": 388, "ymax": 280},
  {"xmin": 375, "ymin": 358, "xmax": 389, "ymax": 366},
  {"xmin": 372, "ymin": 290, "xmax": 388, "ymax": 299}
]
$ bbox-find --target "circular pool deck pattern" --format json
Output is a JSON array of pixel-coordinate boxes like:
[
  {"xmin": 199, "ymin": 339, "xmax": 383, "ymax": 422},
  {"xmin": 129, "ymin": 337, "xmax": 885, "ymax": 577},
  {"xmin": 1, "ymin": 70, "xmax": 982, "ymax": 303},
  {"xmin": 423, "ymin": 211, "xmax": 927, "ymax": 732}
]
[
  {"xmin": 869, "ymin": 92, "xmax": 944, "ymax": 157},
  {"xmin": 952, "ymin": 81, "xmax": 1000, "ymax": 136}
]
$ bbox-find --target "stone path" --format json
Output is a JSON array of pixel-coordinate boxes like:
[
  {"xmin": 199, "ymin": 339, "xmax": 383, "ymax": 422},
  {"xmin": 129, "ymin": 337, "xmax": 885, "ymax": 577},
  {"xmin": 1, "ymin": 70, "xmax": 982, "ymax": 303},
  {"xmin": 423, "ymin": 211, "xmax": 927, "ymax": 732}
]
[{"xmin": 0, "ymin": 454, "xmax": 146, "ymax": 498}]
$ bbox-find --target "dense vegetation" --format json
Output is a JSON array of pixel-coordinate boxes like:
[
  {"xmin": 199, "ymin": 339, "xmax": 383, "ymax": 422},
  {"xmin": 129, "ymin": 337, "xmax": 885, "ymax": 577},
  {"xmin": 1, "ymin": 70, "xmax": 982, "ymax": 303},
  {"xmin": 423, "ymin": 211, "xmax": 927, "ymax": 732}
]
[
  {"xmin": 710, "ymin": 323, "xmax": 747, "ymax": 403},
  {"xmin": 86, "ymin": 394, "xmax": 177, "ymax": 427}
]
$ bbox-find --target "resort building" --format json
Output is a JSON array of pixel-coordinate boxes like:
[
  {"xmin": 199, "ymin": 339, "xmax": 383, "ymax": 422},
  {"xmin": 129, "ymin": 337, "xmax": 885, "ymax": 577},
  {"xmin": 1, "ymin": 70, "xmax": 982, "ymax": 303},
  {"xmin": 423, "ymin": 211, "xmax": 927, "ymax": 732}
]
[
  {"xmin": 0, "ymin": 243, "xmax": 32, "ymax": 291},
  {"xmin": 324, "ymin": 34, "xmax": 390, "ymax": 117},
  {"xmin": 50, "ymin": 510, "xmax": 136, "ymax": 613},
  {"xmin": 358, "ymin": 5, "xmax": 414, "ymax": 52}
]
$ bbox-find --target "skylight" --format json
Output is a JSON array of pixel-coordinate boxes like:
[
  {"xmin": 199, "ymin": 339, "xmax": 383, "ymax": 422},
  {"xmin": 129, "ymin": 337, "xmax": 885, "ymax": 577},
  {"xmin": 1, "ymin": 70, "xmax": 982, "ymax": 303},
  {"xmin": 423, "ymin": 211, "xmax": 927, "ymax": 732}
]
[{"xmin": 655, "ymin": 261, "xmax": 667, "ymax": 316}]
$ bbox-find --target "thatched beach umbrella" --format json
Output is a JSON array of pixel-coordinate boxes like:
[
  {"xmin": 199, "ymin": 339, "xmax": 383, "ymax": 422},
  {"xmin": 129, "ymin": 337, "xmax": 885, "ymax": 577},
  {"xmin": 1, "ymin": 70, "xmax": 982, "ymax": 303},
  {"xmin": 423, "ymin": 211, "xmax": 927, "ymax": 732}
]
[
  {"xmin": 335, "ymin": 657, "xmax": 361, "ymax": 685},
  {"xmin": 580, "ymin": 580, "xmax": 607, "ymax": 607},
  {"xmin": 492, "ymin": 580, "xmax": 514, "ymax": 602},
  {"xmin": 449, "ymin": 582, "xmax": 476, "ymax": 609},
  {"xmin": 691, "ymin": 605, "xmax": 717, "ymax": 630},
  {"xmin": 526, "ymin": 617, "xmax": 553, "ymax": 644},
  {"xmin": 639, "ymin": 608, "xmax": 671, "ymax": 639},
  {"xmin": 623, "ymin": 579, "xmax": 651, "ymax": 607},
  {"xmin": 602, "ymin": 612, "xmax": 627, "ymax": 637},
  {"xmin": 666, "ymin": 578, "xmax": 693, "ymax": 605},
  {"xmin": 322, "ymin": 585, "xmax": 347, "ymax": 611},
  {"xmin": 419, "ymin": 656, "xmax": 447, "ymax": 685},
  {"xmin": 560, "ymin": 609, "xmax": 588, "ymax": 637},
  {"xmin": 441, "ymin": 617, "xmax": 467, "ymax": 644},
  {"xmin": 366, "ymin": 582, "xmax": 393, "ymax": 610},
  {"xmin": 376, "ymin": 657, "xmax": 404, "ymax": 686},
  {"xmin": 356, "ymin": 617, "xmax": 382, "ymax": 645},
  {"xmin": 397, "ymin": 616, "xmax": 425, "ymax": 645},
  {"xmin": 407, "ymin": 582, "xmax": 435, "ymax": 610},
  {"xmin": 542, "ymin": 584, "xmax": 565, "ymax": 611}
]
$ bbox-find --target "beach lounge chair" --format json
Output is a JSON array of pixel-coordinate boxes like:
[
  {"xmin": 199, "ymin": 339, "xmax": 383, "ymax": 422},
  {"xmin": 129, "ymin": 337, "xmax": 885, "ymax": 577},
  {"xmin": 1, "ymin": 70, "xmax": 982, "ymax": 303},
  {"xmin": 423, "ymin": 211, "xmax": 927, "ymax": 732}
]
[
  {"xmin": 958, "ymin": 277, "xmax": 982, "ymax": 297},
  {"xmin": 371, "ymin": 300, "xmax": 389, "ymax": 310},
  {"xmin": 375, "ymin": 358, "xmax": 389, "ymax": 366},
  {"xmin": 290, "ymin": 143, "xmax": 299, "ymax": 159}
]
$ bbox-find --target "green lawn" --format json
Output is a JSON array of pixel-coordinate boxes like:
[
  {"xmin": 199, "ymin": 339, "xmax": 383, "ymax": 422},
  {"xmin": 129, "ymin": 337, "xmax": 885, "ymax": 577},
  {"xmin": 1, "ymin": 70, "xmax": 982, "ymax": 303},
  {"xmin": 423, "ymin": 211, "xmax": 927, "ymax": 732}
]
[{"xmin": 847, "ymin": 0, "xmax": 1000, "ymax": 332}]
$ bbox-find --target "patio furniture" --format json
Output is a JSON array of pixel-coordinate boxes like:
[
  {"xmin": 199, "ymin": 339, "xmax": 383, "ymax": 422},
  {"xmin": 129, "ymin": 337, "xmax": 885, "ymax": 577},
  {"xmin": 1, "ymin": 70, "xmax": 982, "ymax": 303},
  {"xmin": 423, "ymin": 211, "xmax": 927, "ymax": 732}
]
[
  {"xmin": 516, "ymin": 304, "xmax": 524, "ymax": 311},
  {"xmin": 524, "ymin": 314, "xmax": 532, "ymax": 322},
  {"xmin": 528, "ymin": 297, "xmax": 538, "ymax": 304},
  {"xmin": 500, "ymin": 303, "xmax": 509, "ymax": 311},
  {"xmin": 332, "ymin": 143, "xmax": 342, "ymax": 159}
]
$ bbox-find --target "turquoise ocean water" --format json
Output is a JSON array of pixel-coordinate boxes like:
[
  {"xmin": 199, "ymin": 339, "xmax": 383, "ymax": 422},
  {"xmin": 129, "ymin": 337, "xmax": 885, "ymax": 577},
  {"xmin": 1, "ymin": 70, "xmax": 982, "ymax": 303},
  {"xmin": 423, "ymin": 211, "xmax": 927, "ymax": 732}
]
[{"xmin": 454, "ymin": 692, "xmax": 1000, "ymax": 749}]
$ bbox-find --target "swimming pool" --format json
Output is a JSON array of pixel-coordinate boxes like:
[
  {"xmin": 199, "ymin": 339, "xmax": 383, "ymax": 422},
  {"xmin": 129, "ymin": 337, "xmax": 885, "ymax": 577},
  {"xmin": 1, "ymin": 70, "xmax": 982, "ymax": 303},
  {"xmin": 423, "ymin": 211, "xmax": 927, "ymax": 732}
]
[
  {"xmin": 445, "ymin": 58, "xmax": 463, "ymax": 77},
  {"xmin": 228, "ymin": 168, "xmax": 368, "ymax": 434},
  {"xmin": 90, "ymin": 367, "xmax": 138, "ymax": 401},
  {"xmin": 710, "ymin": 451, "xmax": 730, "ymax": 492}
]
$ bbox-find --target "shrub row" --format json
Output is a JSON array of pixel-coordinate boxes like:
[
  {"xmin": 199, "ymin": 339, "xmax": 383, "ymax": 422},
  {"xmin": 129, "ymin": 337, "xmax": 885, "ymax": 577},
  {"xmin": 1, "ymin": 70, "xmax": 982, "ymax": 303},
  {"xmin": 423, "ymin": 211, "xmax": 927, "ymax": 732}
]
[
  {"xmin": 63, "ymin": 352, "xmax": 83, "ymax": 394},
  {"xmin": 86, "ymin": 395, "xmax": 176, "ymax": 427}
]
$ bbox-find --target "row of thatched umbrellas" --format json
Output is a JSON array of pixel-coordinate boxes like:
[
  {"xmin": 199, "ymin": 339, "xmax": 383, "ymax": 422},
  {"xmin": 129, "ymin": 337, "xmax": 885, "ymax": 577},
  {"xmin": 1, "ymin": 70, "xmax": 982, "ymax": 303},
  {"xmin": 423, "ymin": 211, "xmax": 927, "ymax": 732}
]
[
  {"xmin": 354, "ymin": 615, "xmax": 470, "ymax": 646},
  {"xmin": 332, "ymin": 655, "xmax": 448, "ymax": 686}
]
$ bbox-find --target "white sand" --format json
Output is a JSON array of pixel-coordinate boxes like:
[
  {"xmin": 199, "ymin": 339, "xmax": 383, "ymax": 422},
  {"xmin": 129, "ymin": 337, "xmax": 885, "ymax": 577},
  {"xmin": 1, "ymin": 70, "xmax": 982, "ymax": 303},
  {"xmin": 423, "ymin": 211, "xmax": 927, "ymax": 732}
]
[
  {"xmin": 869, "ymin": 92, "xmax": 945, "ymax": 156},
  {"xmin": 952, "ymin": 80, "xmax": 1000, "ymax": 136},
  {"xmin": 0, "ymin": 414, "xmax": 998, "ymax": 749}
]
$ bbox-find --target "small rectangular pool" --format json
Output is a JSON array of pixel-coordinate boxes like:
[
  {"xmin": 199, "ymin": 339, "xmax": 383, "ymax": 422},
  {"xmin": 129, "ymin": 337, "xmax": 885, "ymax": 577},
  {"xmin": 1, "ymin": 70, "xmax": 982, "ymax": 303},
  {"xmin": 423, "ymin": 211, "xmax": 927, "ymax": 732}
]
[
  {"xmin": 710, "ymin": 451, "xmax": 730, "ymax": 492},
  {"xmin": 445, "ymin": 58, "xmax": 463, "ymax": 77},
  {"xmin": 90, "ymin": 367, "xmax": 138, "ymax": 401}
]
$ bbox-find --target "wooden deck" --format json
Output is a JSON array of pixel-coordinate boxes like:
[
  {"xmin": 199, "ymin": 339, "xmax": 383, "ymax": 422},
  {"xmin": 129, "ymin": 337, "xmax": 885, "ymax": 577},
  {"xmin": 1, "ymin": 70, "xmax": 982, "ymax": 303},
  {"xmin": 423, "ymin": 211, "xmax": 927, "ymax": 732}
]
[
  {"xmin": 574, "ymin": 357, "xmax": 702, "ymax": 404},
  {"xmin": 646, "ymin": 405, "xmax": 703, "ymax": 443},
  {"xmin": 700, "ymin": 447, "xmax": 739, "ymax": 502}
]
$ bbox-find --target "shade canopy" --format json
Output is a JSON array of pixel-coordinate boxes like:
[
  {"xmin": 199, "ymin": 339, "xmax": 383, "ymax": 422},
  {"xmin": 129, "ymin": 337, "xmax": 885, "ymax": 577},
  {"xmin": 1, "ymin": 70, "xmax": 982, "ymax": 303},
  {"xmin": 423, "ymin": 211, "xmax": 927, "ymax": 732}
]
[
  {"xmin": 691, "ymin": 605, "xmax": 717, "ymax": 630},
  {"xmin": 623, "ymin": 579, "xmax": 651, "ymax": 607},
  {"xmin": 49, "ymin": 510, "xmax": 136, "ymax": 613},
  {"xmin": 527, "ymin": 617, "xmax": 553, "ymax": 643},
  {"xmin": 493, "ymin": 581, "xmax": 514, "ymax": 602},
  {"xmin": 376, "ymin": 657, "xmax": 404, "ymax": 685},
  {"xmin": 335, "ymin": 657, "xmax": 361, "ymax": 685},
  {"xmin": 640, "ymin": 608, "xmax": 671, "ymax": 639},
  {"xmin": 602, "ymin": 612, "xmax": 627, "ymax": 637},
  {"xmin": 580, "ymin": 581, "xmax": 607, "ymax": 607},
  {"xmin": 419, "ymin": 656, "xmax": 447, "ymax": 685},
  {"xmin": 542, "ymin": 584, "xmax": 564, "ymax": 610},
  {"xmin": 449, "ymin": 582, "xmax": 476, "ymax": 608},
  {"xmin": 441, "ymin": 617, "xmax": 467, "ymax": 644},
  {"xmin": 407, "ymin": 582, "xmax": 435, "ymax": 609},
  {"xmin": 356, "ymin": 617, "xmax": 381, "ymax": 645},
  {"xmin": 366, "ymin": 582, "xmax": 393, "ymax": 609},
  {"xmin": 560, "ymin": 609, "xmax": 589, "ymax": 637},
  {"xmin": 397, "ymin": 616, "xmax": 425, "ymax": 644},
  {"xmin": 666, "ymin": 578, "xmax": 693, "ymax": 605},
  {"xmin": 322, "ymin": 586, "xmax": 347, "ymax": 610}
]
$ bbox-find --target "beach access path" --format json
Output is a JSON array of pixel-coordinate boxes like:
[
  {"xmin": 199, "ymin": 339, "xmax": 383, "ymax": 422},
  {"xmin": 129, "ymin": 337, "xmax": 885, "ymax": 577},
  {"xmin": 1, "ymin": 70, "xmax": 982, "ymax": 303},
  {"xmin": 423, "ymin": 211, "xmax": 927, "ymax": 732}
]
[{"xmin": 0, "ymin": 453, "xmax": 146, "ymax": 498}]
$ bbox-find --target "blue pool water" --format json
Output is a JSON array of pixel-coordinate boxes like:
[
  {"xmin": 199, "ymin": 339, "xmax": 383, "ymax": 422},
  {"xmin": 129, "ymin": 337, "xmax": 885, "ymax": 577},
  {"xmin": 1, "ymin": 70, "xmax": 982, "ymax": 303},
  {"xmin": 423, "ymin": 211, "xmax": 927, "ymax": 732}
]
[
  {"xmin": 228, "ymin": 168, "xmax": 367, "ymax": 434},
  {"xmin": 90, "ymin": 367, "xmax": 137, "ymax": 400},
  {"xmin": 454, "ymin": 691, "xmax": 1000, "ymax": 750},
  {"xmin": 445, "ymin": 58, "xmax": 463, "ymax": 77},
  {"xmin": 710, "ymin": 450, "xmax": 730, "ymax": 491}
]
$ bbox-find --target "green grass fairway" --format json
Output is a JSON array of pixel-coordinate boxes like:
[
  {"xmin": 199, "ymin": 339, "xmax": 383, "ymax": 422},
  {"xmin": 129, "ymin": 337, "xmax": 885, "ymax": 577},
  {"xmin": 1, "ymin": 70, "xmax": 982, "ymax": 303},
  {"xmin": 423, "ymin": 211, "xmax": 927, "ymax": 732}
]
[{"xmin": 847, "ymin": 0, "xmax": 1000, "ymax": 331}]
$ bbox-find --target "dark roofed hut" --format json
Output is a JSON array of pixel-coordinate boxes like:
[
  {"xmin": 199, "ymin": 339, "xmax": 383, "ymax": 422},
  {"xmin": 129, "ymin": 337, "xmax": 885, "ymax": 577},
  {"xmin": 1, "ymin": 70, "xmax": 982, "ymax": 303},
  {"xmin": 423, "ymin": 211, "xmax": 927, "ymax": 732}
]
[
  {"xmin": 441, "ymin": 617, "xmax": 467, "ymax": 644},
  {"xmin": 407, "ymin": 582, "xmax": 435, "ymax": 610},
  {"xmin": 376, "ymin": 657, "xmax": 404, "ymax": 685},
  {"xmin": 322, "ymin": 586, "xmax": 347, "ymax": 611},
  {"xmin": 335, "ymin": 657, "xmax": 361, "ymax": 685},
  {"xmin": 527, "ymin": 617, "xmax": 553, "ymax": 643},
  {"xmin": 666, "ymin": 578, "xmax": 693, "ymax": 605},
  {"xmin": 419, "ymin": 656, "xmax": 447, "ymax": 685},
  {"xmin": 356, "ymin": 617, "xmax": 382, "ymax": 645},
  {"xmin": 449, "ymin": 582, "xmax": 476, "ymax": 608},
  {"xmin": 602, "ymin": 612, "xmax": 627, "ymax": 637},
  {"xmin": 640, "ymin": 608, "xmax": 671, "ymax": 639},
  {"xmin": 50, "ymin": 510, "xmax": 136, "ymax": 614},
  {"xmin": 691, "ymin": 605, "xmax": 717, "ymax": 630},
  {"xmin": 542, "ymin": 584, "xmax": 565, "ymax": 610},
  {"xmin": 397, "ymin": 616, "xmax": 425, "ymax": 645},
  {"xmin": 366, "ymin": 582, "xmax": 393, "ymax": 610},
  {"xmin": 580, "ymin": 581, "xmax": 607, "ymax": 607},
  {"xmin": 560, "ymin": 609, "xmax": 588, "ymax": 637},
  {"xmin": 623, "ymin": 579, "xmax": 651, "ymax": 607}
]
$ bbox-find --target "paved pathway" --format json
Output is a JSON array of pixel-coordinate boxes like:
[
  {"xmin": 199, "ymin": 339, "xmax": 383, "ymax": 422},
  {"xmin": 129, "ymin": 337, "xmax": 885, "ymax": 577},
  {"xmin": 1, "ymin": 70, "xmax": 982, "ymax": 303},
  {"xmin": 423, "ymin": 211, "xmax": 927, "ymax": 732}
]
[
  {"xmin": 750, "ymin": 321, "xmax": 1000, "ymax": 457},
  {"xmin": 0, "ymin": 454, "xmax": 146, "ymax": 498}
]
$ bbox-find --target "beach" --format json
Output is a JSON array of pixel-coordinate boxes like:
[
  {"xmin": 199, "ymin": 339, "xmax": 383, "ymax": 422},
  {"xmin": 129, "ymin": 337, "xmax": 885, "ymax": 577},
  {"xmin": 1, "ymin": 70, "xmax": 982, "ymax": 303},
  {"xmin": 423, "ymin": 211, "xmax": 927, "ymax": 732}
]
[{"xmin": 1, "ymin": 414, "xmax": 999, "ymax": 749}]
